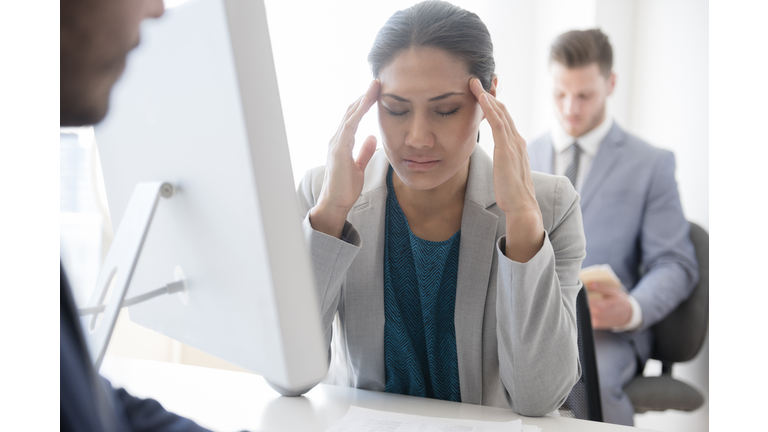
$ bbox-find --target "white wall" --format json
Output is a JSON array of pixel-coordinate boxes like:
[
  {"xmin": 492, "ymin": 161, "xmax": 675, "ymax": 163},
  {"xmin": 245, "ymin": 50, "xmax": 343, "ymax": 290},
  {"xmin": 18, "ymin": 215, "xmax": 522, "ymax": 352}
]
[{"xmin": 629, "ymin": 0, "xmax": 709, "ymax": 230}]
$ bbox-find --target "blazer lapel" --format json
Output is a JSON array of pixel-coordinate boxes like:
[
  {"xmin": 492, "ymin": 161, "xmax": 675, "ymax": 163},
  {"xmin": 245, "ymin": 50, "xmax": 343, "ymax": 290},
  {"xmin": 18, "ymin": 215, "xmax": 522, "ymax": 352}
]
[
  {"xmin": 455, "ymin": 147, "xmax": 499, "ymax": 405},
  {"xmin": 579, "ymin": 123, "xmax": 627, "ymax": 212},
  {"xmin": 344, "ymin": 151, "xmax": 390, "ymax": 389}
]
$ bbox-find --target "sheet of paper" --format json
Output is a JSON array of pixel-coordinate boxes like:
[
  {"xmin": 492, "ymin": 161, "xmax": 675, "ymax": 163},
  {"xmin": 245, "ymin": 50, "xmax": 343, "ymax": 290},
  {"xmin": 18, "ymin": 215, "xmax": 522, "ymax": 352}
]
[
  {"xmin": 325, "ymin": 406, "xmax": 540, "ymax": 432},
  {"xmin": 580, "ymin": 264, "xmax": 624, "ymax": 299}
]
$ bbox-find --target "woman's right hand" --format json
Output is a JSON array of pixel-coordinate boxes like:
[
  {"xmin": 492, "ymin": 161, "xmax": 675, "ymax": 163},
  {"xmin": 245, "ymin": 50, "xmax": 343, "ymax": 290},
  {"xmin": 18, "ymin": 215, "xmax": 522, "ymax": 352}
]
[{"xmin": 309, "ymin": 79, "xmax": 381, "ymax": 238}]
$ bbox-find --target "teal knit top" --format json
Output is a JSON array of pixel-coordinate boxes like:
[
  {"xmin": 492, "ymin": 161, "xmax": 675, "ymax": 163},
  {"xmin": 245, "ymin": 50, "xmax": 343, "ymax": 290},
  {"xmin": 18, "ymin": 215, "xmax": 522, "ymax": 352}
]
[{"xmin": 383, "ymin": 166, "xmax": 461, "ymax": 402}]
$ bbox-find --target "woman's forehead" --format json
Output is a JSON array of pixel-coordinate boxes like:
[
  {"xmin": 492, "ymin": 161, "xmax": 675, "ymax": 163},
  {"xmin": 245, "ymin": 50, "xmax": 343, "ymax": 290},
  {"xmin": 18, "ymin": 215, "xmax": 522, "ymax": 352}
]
[{"xmin": 379, "ymin": 47, "xmax": 472, "ymax": 99}]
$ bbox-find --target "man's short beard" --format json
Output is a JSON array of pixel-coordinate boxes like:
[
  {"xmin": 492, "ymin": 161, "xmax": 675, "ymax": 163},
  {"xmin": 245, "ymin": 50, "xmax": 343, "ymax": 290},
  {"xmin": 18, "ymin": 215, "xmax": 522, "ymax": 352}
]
[
  {"xmin": 583, "ymin": 102, "xmax": 607, "ymax": 136},
  {"xmin": 60, "ymin": 66, "xmax": 113, "ymax": 127},
  {"xmin": 60, "ymin": 97, "xmax": 109, "ymax": 127}
]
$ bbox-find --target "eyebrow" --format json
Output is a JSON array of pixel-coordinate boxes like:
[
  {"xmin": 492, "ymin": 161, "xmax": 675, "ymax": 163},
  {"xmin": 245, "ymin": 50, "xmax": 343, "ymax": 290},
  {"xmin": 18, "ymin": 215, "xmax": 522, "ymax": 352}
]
[{"xmin": 380, "ymin": 92, "xmax": 465, "ymax": 102}]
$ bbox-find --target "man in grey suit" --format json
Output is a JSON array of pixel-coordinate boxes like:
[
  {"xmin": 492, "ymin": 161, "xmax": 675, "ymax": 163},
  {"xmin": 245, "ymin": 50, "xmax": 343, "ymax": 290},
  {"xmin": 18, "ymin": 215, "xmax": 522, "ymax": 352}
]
[{"xmin": 527, "ymin": 29, "xmax": 699, "ymax": 426}]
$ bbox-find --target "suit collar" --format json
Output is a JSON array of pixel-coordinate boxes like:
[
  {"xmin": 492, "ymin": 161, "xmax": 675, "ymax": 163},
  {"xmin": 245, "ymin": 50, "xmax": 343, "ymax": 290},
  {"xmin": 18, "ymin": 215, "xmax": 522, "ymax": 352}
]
[
  {"xmin": 579, "ymin": 122, "xmax": 628, "ymax": 211},
  {"xmin": 361, "ymin": 149, "xmax": 391, "ymax": 196},
  {"xmin": 455, "ymin": 194, "xmax": 498, "ymax": 404},
  {"xmin": 465, "ymin": 146, "xmax": 497, "ymax": 209},
  {"xmin": 551, "ymin": 117, "xmax": 614, "ymax": 156}
]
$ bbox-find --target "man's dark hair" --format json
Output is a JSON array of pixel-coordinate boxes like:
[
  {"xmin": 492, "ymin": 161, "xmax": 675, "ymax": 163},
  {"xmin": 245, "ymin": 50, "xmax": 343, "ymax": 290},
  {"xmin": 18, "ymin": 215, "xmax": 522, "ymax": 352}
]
[
  {"xmin": 550, "ymin": 29, "xmax": 613, "ymax": 77},
  {"xmin": 368, "ymin": 0, "xmax": 495, "ymax": 91}
]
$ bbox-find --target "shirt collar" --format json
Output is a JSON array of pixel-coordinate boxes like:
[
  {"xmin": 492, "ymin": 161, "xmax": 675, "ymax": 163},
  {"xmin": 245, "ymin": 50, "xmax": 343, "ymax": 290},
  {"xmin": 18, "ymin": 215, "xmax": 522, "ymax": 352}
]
[{"xmin": 551, "ymin": 116, "xmax": 614, "ymax": 156}]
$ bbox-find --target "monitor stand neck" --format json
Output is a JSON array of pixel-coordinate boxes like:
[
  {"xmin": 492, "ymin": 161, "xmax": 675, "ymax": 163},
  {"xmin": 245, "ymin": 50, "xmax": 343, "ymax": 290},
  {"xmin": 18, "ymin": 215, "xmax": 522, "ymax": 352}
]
[{"xmin": 79, "ymin": 182, "xmax": 174, "ymax": 371}]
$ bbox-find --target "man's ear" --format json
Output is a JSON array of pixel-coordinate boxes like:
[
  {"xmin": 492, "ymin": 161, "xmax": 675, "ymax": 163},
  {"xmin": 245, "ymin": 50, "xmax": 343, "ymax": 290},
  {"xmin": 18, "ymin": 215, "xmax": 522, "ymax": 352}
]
[{"xmin": 606, "ymin": 71, "xmax": 616, "ymax": 96}]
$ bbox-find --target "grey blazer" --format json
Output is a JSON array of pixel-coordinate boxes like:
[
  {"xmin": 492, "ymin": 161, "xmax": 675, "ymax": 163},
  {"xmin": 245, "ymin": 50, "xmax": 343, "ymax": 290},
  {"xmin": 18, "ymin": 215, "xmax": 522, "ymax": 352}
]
[
  {"xmin": 528, "ymin": 122, "xmax": 699, "ymax": 359},
  {"xmin": 293, "ymin": 146, "xmax": 585, "ymax": 416}
]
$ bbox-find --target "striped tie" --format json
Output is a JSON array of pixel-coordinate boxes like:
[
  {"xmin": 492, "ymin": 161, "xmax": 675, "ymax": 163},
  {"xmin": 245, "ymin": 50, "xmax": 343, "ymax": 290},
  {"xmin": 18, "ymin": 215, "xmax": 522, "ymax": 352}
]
[{"xmin": 565, "ymin": 142, "xmax": 582, "ymax": 188}]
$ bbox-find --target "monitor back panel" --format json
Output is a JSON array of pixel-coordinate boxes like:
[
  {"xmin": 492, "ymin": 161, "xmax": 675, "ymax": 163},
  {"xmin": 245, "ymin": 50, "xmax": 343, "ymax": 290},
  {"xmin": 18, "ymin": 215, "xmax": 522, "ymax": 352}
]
[{"xmin": 95, "ymin": 0, "xmax": 326, "ymax": 389}]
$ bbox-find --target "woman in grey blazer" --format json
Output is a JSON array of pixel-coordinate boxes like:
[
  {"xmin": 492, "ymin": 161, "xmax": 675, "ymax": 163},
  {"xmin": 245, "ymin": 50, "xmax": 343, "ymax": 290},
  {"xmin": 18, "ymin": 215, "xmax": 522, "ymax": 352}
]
[{"xmin": 284, "ymin": 1, "xmax": 585, "ymax": 417}]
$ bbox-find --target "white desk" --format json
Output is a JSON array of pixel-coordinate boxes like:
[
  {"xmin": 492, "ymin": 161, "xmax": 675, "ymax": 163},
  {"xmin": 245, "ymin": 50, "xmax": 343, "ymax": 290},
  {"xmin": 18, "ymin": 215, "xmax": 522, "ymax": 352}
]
[{"xmin": 101, "ymin": 357, "xmax": 653, "ymax": 432}]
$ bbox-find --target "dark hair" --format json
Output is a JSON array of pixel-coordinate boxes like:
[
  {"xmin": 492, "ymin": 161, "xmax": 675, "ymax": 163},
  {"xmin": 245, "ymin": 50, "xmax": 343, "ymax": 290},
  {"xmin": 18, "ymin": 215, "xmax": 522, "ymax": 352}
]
[
  {"xmin": 550, "ymin": 29, "xmax": 613, "ymax": 77},
  {"xmin": 368, "ymin": 1, "xmax": 495, "ymax": 91}
]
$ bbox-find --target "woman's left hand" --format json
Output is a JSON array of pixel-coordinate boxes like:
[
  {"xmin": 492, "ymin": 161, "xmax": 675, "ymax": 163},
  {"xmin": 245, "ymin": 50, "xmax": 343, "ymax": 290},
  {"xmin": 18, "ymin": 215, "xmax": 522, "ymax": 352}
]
[{"xmin": 470, "ymin": 78, "xmax": 544, "ymax": 263}]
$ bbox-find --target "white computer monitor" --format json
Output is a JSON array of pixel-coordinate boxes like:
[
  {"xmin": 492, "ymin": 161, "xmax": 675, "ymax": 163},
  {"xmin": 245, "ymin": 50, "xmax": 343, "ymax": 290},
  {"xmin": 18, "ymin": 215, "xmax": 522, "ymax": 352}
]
[{"xmin": 90, "ymin": 0, "xmax": 327, "ymax": 390}]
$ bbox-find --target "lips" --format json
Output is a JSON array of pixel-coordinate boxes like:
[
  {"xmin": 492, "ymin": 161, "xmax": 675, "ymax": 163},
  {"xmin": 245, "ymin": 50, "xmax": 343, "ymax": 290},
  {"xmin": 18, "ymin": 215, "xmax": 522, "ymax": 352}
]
[
  {"xmin": 405, "ymin": 157, "xmax": 440, "ymax": 163},
  {"xmin": 403, "ymin": 157, "xmax": 440, "ymax": 171}
]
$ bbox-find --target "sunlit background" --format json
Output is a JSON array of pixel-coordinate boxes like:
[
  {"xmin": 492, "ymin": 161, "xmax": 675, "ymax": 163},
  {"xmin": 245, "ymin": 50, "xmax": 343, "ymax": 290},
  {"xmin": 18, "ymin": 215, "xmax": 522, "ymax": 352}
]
[{"xmin": 60, "ymin": 1, "xmax": 708, "ymax": 430}]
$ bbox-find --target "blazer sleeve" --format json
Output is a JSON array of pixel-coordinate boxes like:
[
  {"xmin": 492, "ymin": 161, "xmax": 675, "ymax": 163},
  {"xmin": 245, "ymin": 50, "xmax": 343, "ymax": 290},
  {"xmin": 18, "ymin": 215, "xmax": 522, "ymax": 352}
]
[
  {"xmin": 267, "ymin": 167, "xmax": 362, "ymax": 397},
  {"xmin": 631, "ymin": 152, "xmax": 699, "ymax": 332},
  {"xmin": 494, "ymin": 176, "xmax": 585, "ymax": 416}
]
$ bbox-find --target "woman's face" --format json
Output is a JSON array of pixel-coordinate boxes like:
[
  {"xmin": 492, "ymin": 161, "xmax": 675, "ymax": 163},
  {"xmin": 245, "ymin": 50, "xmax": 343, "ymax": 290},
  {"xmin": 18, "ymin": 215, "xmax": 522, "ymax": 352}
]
[{"xmin": 378, "ymin": 47, "xmax": 485, "ymax": 191}]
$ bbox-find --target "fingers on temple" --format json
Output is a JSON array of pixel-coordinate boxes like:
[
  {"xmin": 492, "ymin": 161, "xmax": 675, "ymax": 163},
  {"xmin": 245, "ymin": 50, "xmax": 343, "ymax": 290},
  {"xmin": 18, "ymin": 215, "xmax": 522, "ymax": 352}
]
[
  {"xmin": 496, "ymin": 100, "xmax": 521, "ymax": 139},
  {"xmin": 472, "ymin": 80, "xmax": 522, "ymax": 142},
  {"xmin": 333, "ymin": 80, "xmax": 379, "ymax": 144},
  {"xmin": 469, "ymin": 77, "xmax": 485, "ymax": 98},
  {"xmin": 332, "ymin": 97, "xmax": 363, "ymax": 144},
  {"xmin": 355, "ymin": 135, "xmax": 377, "ymax": 170},
  {"xmin": 481, "ymin": 94, "xmax": 508, "ymax": 140},
  {"xmin": 485, "ymin": 93, "xmax": 514, "ymax": 137},
  {"xmin": 365, "ymin": 79, "xmax": 381, "ymax": 102},
  {"xmin": 337, "ymin": 95, "xmax": 376, "ymax": 151}
]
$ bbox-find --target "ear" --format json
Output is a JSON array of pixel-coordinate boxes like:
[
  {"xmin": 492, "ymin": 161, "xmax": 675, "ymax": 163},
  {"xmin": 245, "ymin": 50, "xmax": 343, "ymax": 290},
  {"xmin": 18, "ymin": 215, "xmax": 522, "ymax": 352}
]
[
  {"xmin": 488, "ymin": 75, "xmax": 499, "ymax": 97},
  {"xmin": 606, "ymin": 71, "xmax": 616, "ymax": 96}
]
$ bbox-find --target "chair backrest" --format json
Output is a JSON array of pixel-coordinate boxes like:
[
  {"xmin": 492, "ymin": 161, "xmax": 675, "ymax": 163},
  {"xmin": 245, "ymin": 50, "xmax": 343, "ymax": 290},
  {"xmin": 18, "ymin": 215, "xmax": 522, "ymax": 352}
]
[
  {"xmin": 558, "ymin": 287, "xmax": 603, "ymax": 422},
  {"xmin": 650, "ymin": 221, "xmax": 709, "ymax": 363}
]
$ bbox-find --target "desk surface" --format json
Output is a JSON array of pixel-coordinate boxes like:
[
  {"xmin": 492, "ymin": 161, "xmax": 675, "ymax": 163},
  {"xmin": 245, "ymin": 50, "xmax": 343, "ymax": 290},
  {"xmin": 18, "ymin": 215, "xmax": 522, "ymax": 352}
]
[{"xmin": 101, "ymin": 357, "xmax": 652, "ymax": 432}]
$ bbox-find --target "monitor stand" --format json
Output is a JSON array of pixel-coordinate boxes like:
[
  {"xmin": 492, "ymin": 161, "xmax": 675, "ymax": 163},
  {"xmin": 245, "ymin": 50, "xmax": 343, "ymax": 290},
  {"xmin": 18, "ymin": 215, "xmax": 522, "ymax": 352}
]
[{"xmin": 78, "ymin": 181, "xmax": 180, "ymax": 370}]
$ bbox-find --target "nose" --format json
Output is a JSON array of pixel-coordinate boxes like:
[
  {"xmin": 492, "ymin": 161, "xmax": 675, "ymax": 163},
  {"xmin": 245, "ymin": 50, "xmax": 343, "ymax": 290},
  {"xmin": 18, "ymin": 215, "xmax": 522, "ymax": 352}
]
[
  {"xmin": 404, "ymin": 112, "xmax": 434, "ymax": 149},
  {"xmin": 562, "ymin": 95, "xmax": 573, "ymax": 116},
  {"xmin": 147, "ymin": 0, "xmax": 165, "ymax": 19}
]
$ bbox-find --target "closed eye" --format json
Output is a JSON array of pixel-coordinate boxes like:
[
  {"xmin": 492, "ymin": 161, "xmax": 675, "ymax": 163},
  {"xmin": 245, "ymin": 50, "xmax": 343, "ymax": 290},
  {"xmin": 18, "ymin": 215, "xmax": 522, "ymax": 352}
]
[
  {"xmin": 437, "ymin": 109, "xmax": 459, "ymax": 117},
  {"xmin": 386, "ymin": 108, "xmax": 409, "ymax": 117}
]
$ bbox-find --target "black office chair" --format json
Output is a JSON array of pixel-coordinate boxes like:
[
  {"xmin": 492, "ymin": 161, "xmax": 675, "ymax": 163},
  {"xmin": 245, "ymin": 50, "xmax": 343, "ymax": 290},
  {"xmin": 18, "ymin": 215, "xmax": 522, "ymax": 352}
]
[
  {"xmin": 558, "ymin": 286, "xmax": 603, "ymax": 422},
  {"xmin": 623, "ymin": 221, "xmax": 709, "ymax": 413}
]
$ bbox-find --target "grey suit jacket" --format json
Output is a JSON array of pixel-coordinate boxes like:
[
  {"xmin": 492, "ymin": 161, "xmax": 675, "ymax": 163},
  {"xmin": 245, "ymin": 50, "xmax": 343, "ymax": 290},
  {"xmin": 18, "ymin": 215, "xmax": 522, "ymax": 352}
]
[
  {"xmin": 294, "ymin": 146, "xmax": 585, "ymax": 416},
  {"xmin": 528, "ymin": 122, "xmax": 699, "ymax": 359}
]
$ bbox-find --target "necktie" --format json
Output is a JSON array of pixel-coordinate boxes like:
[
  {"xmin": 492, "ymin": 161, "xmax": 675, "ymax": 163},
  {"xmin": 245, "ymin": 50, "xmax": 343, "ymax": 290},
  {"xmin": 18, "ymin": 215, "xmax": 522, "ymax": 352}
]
[{"xmin": 564, "ymin": 142, "xmax": 582, "ymax": 188}]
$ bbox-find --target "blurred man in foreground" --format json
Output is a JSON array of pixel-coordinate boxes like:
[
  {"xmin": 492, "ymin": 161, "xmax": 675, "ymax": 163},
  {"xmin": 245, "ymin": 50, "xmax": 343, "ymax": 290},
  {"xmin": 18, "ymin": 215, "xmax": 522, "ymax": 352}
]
[{"xmin": 61, "ymin": 1, "xmax": 213, "ymax": 430}]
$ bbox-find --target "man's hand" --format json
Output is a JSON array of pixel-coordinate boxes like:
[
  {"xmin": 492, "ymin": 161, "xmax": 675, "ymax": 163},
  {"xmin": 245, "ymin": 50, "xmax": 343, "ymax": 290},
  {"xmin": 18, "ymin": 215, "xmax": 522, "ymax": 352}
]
[{"xmin": 587, "ymin": 282, "xmax": 633, "ymax": 330}]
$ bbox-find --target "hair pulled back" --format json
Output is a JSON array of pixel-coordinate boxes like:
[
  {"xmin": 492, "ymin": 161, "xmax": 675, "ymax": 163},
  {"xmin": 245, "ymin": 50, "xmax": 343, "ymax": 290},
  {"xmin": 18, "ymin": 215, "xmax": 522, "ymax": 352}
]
[{"xmin": 368, "ymin": 1, "xmax": 495, "ymax": 91}]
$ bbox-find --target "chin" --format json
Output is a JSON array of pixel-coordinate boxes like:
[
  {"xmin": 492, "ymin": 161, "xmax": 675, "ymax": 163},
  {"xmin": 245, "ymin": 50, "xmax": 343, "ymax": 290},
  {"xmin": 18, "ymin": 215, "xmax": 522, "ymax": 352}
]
[
  {"xmin": 393, "ymin": 168, "xmax": 437, "ymax": 190},
  {"xmin": 562, "ymin": 123, "xmax": 584, "ymax": 138},
  {"xmin": 395, "ymin": 166, "xmax": 458, "ymax": 192},
  {"xmin": 60, "ymin": 100, "xmax": 110, "ymax": 127}
]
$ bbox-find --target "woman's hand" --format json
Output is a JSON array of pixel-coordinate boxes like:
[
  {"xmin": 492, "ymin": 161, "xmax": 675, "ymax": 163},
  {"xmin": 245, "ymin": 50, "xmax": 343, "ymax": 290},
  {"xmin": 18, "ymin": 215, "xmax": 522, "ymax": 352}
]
[
  {"xmin": 470, "ymin": 78, "xmax": 544, "ymax": 263},
  {"xmin": 309, "ymin": 80, "xmax": 381, "ymax": 239}
]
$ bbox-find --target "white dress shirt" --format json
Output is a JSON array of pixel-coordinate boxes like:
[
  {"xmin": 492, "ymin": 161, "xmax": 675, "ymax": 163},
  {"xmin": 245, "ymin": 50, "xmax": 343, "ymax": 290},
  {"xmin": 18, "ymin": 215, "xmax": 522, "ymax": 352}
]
[
  {"xmin": 550, "ymin": 116, "xmax": 613, "ymax": 193},
  {"xmin": 551, "ymin": 117, "xmax": 643, "ymax": 332}
]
